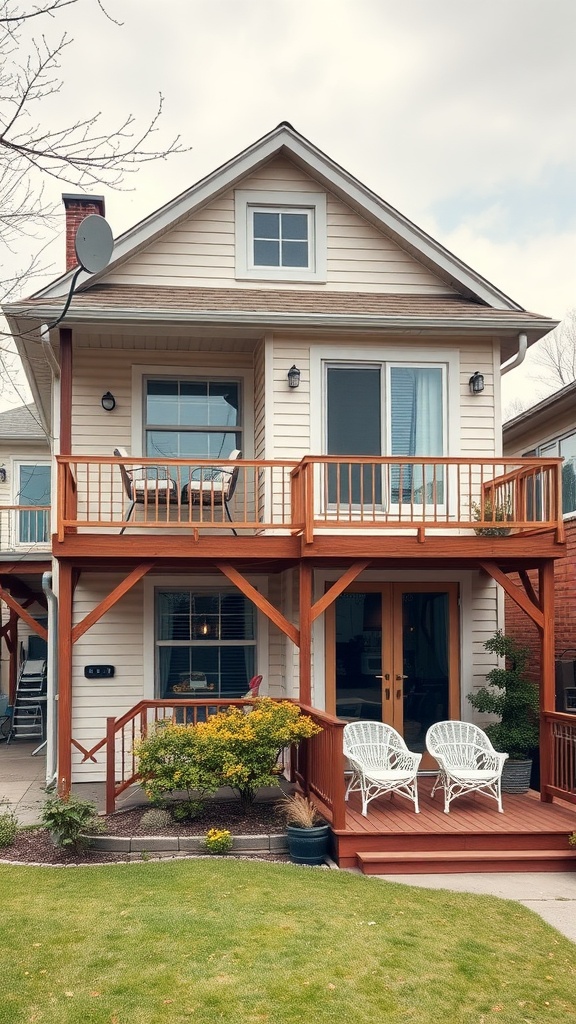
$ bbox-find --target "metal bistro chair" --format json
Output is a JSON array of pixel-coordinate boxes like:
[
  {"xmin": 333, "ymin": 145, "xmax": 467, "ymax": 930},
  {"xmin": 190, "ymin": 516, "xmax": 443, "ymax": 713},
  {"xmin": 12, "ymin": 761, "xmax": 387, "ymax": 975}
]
[
  {"xmin": 425, "ymin": 720, "xmax": 508, "ymax": 813},
  {"xmin": 181, "ymin": 449, "xmax": 241, "ymax": 536},
  {"xmin": 343, "ymin": 721, "xmax": 422, "ymax": 816},
  {"xmin": 114, "ymin": 447, "xmax": 178, "ymax": 533}
]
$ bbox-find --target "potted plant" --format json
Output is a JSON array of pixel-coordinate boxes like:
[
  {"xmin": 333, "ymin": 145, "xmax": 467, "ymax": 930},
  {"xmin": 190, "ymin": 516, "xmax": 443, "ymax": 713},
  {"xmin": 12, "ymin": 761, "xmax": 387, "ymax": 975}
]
[
  {"xmin": 472, "ymin": 496, "xmax": 513, "ymax": 536},
  {"xmin": 468, "ymin": 630, "xmax": 539, "ymax": 793},
  {"xmin": 277, "ymin": 792, "xmax": 331, "ymax": 865}
]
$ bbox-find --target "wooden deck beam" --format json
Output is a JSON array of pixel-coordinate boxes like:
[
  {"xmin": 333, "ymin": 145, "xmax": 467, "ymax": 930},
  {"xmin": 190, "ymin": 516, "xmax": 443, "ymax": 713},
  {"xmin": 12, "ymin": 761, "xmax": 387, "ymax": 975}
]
[
  {"xmin": 310, "ymin": 560, "xmax": 371, "ymax": 622},
  {"xmin": 479, "ymin": 561, "xmax": 544, "ymax": 629},
  {"xmin": 0, "ymin": 586, "xmax": 48, "ymax": 640},
  {"xmin": 216, "ymin": 562, "xmax": 299, "ymax": 647},
  {"xmin": 71, "ymin": 562, "xmax": 155, "ymax": 644}
]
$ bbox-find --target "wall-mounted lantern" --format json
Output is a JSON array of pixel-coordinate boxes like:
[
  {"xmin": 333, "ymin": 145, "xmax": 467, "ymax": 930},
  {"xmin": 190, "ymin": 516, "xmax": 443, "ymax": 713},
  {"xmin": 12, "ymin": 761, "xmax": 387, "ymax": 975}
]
[
  {"xmin": 101, "ymin": 391, "xmax": 116, "ymax": 411},
  {"xmin": 469, "ymin": 371, "xmax": 485, "ymax": 395},
  {"xmin": 287, "ymin": 365, "xmax": 301, "ymax": 389}
]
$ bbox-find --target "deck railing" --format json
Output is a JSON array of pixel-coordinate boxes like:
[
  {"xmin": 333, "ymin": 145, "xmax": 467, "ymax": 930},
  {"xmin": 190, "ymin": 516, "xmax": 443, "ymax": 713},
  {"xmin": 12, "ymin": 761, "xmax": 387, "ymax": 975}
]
[
  {"xmin": 55, "ymin": 454, "xmax": 563, "ymax": 541},
  {"xmin": 542, "ymin": 711, "xmax": 576, "ymax": 805},
  {"xmin": 290, "ymin": 705, "xmax": 347, "ymax": 829},
  {"xmin": 291, "ymin": 456, "xmax": 564, "ymax": 543},
  {"xmin": 0, "ymin": 505, "xmax": 51, "ymax": 553},
  {"xmin": 79, "ymin": 698, "xmax": 347, "ymax": 816}
]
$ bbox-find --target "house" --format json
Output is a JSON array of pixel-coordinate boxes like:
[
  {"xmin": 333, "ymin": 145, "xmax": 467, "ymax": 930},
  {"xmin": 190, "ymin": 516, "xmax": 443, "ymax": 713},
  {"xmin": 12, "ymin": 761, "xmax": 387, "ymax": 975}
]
[
  {"xmin": 504, "ymin": 381, "xmax": 576, "ymax": 709},
  {"xmin": 3, "ymin": 123, "xmax": 574, "ymax": 869}
]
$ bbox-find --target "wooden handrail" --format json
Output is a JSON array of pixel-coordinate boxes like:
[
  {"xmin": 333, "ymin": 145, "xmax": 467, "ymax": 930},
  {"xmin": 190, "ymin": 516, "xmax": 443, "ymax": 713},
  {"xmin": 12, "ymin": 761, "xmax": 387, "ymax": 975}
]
[{"xmin": 55, "ymin": 454, "xmax": 564, "ymax": 540}]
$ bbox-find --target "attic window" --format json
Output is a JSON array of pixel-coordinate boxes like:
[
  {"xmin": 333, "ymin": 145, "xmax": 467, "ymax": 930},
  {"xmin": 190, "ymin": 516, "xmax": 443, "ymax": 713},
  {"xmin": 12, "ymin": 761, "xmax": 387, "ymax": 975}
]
[{"xmin": 235, "ymin": 189, "xmax": 326, "ymax": 283}]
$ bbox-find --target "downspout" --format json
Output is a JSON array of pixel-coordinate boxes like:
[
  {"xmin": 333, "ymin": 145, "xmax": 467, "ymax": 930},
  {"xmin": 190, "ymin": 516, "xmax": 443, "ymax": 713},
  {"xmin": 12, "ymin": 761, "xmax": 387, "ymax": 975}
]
[
  {"xmin": 500, "ymin": 332, "xmax": 528, "ymax": 375},
  {"xmin": 42, "ymin": 571, "xmax": 58, "ymax": 788},
  {"xmin": 40, "ymin": 324, "xmax": 61, "ymax": 380}
]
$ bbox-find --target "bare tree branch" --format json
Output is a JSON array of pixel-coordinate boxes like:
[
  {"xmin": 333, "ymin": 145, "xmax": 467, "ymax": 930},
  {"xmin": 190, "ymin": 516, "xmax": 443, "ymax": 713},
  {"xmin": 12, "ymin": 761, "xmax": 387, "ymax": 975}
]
[
  {"xmin": 0, "ymin": 0, "xmax": 190, "ymax": 310},
  {"xmin": 531, "ymin": 309, "xmax": 576, "ymax": 389}
]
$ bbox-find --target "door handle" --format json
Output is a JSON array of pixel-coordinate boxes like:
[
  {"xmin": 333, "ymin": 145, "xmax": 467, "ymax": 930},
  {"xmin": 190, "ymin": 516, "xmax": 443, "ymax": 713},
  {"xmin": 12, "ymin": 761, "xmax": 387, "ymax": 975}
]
[
  {"xmin": 396, "ymin": 674, "xmax": 408, "ymax": 681},
  {"xmin": 384, "ymin": 673, "xmax": 390, "ymax": 680},
  {"xmin": 396, "ymin": 689, "xmax": 402, "ymax": 700},
  {"xmin": 385, "ymin": 687, "xmax": 390, "ymax": 700}
]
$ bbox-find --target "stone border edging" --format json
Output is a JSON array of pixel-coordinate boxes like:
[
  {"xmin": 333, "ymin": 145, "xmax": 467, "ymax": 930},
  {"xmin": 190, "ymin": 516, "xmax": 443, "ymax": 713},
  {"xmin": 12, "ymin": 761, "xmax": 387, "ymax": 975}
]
[{"xmin": 88, "ymin": 832, "xmax": 289, "ymax": 854}]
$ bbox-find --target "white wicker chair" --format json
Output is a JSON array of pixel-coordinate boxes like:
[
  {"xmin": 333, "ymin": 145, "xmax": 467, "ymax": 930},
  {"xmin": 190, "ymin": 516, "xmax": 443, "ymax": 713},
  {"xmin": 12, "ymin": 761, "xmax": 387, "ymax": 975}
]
[
  {"xmin": 426, "ymin": 721, "xmax": 508, "ymax": 813},
  {"xmin": 343, "ymin": 721, "xmax": 422, "ymax": 816}
]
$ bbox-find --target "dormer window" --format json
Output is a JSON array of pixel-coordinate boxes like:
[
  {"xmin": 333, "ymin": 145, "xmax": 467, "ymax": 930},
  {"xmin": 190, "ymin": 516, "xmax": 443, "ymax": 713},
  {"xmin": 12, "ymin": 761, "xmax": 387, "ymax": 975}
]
[{"xmin": 235, "ymin": 189, "xmax": 326, "ymax": 282}]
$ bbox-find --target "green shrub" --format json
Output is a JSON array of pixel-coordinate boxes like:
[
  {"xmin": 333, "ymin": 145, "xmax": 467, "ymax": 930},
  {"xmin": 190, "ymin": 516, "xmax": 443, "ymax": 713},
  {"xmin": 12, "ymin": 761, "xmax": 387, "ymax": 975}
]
[
  {"xmin": 204, "ymin": 828, "xmax": 232, "ymax": 854},
  {"xmin": 40, "ymin": 794, "xmax": 103, "ymax": 851},
  {"xmin": 135, "ymin": 699, "xmax": 322, "ymax": 809},
  {"xmin": 170, "ymin": 799, "xmax": 205, "ymax": 823},
  {"xmin": 0, "ymin": 805, "xmax": 18, "ymax": 847},
  {"xmin": 467, "ymin": 631, "xmax": 539, "ymax": 759},
  {"xmin": 139, "ymin": 808, "xmax": 172, "ymax": 831}
]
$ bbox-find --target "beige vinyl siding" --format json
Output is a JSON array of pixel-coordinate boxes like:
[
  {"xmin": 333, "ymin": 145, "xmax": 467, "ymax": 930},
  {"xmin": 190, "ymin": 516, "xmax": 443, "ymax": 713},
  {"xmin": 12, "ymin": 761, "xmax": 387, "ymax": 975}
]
[
  {"xmin": 253, "ymin": 338, "xmax": 266, "ymax": 460},
  {"xmin": 504, "ymin": 405, "xmax": 576, "ymax": 457},
  {"xmin": 466, "ymin": 573, "xmax": 500, "ymax": 727},
  {"xmin": 105, "ymin": 156, "xmax": 457, "ymax": 295},
  {"xmin": 71, "ymin": 573, "xmax": 144, "ymax": 782},
  {"xmin": 459, "ymin": 340, "xmax": 497, "ymax": 456}
]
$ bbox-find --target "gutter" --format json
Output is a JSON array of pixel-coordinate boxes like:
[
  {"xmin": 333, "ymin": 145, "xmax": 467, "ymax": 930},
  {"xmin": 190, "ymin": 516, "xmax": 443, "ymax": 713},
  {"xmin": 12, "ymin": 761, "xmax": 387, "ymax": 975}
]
[
  {"xmin": 42, "ymin": 571, "xmax": 58, "ymax": 789},
  {"xmin": 4, "ymin": 306, "xmax": 560, "ymax": 335}
]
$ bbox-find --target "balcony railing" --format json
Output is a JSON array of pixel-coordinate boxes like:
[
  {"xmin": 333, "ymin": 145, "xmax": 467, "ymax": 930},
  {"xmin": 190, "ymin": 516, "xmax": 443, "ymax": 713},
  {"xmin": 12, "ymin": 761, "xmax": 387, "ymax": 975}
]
[
  {"xmin": 0, "ymin": 505, "xmax": 51, "ymax": 553},
  {"xmin": 54, "ymin": 454, "xmax": 564, "ymax": 542}
]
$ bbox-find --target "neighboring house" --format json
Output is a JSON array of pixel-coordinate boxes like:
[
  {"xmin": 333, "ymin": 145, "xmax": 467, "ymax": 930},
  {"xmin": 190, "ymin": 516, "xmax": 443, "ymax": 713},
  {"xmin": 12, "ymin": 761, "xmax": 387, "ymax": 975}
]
[
  {"xmin": 0, "ymin": 404, "xmax": 50, "ymax": 709},
  {"xmin": 504, "ymin": 381, "xmax": 576, "ymax": 704},
  {"xmin": 2, "ymin": 123, "xmax": 572, "ymax": 837}
]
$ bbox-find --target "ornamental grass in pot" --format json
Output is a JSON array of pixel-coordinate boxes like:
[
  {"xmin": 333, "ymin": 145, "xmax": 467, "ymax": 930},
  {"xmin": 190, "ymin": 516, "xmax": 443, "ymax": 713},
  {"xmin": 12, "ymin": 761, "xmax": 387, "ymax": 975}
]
[
  {"xmin": 467, "ymin": 631, "xmax": 539, "ymax": 793},
  {"xmin": 277, "ymin": 792, "xmax": 331, "ymax": 865}
]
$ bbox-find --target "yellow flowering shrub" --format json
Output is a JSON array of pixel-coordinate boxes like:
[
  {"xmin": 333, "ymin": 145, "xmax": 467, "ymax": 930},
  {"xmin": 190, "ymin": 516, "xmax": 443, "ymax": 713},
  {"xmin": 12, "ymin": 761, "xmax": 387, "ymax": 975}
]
[
  {"xmin": 135, "ymin": 699, "xmax": 321, "ymax": 809},
  {"xmin": 204, "ymin": 828, "xmax": 233, "ymax": 854}
]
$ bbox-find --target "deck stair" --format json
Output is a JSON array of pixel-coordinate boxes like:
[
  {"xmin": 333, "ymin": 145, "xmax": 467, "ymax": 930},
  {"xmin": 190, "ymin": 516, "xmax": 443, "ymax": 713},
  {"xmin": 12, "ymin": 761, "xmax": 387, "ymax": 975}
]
[
  {"xmin": 357, "ymin": 848, "xmax": 576, "ymax": 874},
  {"xmin": 333, "ymin": 781, "xmax": 576, "ymax": 873}
]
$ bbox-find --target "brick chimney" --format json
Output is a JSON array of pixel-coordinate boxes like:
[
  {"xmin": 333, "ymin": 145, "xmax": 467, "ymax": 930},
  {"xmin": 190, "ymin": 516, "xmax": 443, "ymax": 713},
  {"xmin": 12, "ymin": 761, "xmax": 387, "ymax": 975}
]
[{"xmin": 62, "ymin": 194, "xmax": 106, "ymax": 271}]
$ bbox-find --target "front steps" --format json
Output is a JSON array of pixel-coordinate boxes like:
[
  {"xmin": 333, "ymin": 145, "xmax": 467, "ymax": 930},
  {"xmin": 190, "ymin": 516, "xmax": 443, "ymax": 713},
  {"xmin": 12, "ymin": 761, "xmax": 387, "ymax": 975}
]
[{"xmin": 357, "ymin": 848, "xmax": 576, "ymax": 874}]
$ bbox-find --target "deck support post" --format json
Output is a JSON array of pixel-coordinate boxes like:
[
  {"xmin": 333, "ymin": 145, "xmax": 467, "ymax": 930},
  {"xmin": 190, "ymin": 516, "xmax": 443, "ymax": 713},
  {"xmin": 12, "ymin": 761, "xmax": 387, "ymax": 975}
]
[
  {"xmin": 538, "ymin": 561, "xmax": 556, "ymax": 802},
  {"xmin": 299, "ymin": 563, "xmax": 313, "ymax": 706},
  {"xmin": 57, "ymin": 561, "xmax": 73, "ymax": 797},
  {"xmin": 7, "ymin": 609, "xmax": 17, "ymax": 705}
]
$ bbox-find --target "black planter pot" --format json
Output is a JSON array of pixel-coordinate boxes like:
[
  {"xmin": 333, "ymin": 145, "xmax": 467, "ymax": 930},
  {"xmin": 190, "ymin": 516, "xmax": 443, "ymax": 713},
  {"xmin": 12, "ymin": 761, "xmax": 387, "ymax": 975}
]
[
  {"xmin": 501, "ymin": 759, "xmax": 533, "ymax": 794},
  {"xmin": 286, "ymin": 824, "xmax": 331, "ymax": 865}
]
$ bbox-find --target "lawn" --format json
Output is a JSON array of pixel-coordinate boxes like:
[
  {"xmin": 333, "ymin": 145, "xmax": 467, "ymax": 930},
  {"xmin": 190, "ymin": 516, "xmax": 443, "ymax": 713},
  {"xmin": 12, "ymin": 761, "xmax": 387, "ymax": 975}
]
[{"xmin": 2, "ymin": 859, "xmax": 575, "ymax": 1024}]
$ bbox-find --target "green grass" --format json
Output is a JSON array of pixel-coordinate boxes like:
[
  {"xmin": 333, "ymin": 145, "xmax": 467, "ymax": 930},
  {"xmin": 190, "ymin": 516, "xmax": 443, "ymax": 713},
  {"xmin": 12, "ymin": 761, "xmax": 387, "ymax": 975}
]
[{"xmin": 1, "ymin": 860, "xmax": 575, "ymax": 1024}]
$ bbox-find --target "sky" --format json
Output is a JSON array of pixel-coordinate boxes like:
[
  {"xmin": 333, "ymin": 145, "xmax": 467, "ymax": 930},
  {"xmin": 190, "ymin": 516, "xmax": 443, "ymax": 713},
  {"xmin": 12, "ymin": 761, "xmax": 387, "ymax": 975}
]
[{"xmin": 2, "ymin": 0, "xmax": 576, "ymax": 416}]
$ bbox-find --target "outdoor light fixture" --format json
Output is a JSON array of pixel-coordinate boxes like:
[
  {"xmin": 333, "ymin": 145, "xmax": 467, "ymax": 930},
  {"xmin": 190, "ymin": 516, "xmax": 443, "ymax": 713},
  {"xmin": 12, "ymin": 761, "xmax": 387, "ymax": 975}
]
[
  {"xmin": 469, "ymin": 371, "xmax": 485, "ymax": 395},
  {"xmin": 101, "ymin": 391, "xmax": 116, "ymax": 411},
  {"xmin": 0, "ymin": 467, "xmax": 6, "ymax": 484},
  {"xmin": 287, "ymin": 365, "xmax": 301, "ymax": 388}
]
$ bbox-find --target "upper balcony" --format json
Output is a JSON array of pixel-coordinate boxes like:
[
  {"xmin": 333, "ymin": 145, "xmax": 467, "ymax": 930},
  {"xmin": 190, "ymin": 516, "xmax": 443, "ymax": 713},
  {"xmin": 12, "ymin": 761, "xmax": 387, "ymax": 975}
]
[{"xmin": 51, "ymin": 453, "xmax": 565, "ymax": 562}]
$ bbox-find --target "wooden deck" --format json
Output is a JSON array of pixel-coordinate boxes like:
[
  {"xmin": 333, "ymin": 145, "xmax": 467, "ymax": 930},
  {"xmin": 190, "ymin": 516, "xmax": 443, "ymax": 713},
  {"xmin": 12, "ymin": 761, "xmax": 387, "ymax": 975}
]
[{"xmin": 333, "ymin": 777, "xmax": 576, "ymax": 873}]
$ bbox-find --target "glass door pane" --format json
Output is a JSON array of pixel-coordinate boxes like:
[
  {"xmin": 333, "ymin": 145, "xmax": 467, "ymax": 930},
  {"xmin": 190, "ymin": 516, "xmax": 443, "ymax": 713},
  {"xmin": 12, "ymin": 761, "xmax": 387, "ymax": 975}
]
[
  {"xmin": 18, "ymin": 464, "xmax": 50, "ymax": 543},
  {"xmin": 327, "ymin": 367, "xmax": 381, "ymax": 505},
  {"xmin": 334, "ymin": 592, "xmax": 383, "ymax": 721},
  {"xmin": 399, "ymin": 591, "xmax": 450, "ymax": 754}
]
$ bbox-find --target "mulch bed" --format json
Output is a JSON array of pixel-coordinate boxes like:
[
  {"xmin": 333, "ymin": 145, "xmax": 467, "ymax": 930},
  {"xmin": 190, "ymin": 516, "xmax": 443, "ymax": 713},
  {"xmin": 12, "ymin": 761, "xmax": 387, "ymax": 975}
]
[{"xmin": 1, "ymin": 800, "xmax": 289, "ymax": 866}]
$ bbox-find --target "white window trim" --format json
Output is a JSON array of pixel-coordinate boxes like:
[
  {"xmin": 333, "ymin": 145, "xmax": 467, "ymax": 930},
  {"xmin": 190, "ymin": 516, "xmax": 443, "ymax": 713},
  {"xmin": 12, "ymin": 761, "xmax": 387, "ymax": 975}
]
[
  {"xmin": 235, "ymin": 189, "xmax": 327, "ymax": 283},
  {"xmin": 131, "ymin": 364, "xmax": 255, "ymax": 460},
  {"xmin": 311, "ymin": 344, "xmax": 460, "ymax": 456},
  {"xmin": 143, "ymin": 574, "xmax": 269, "ymax": 700}
]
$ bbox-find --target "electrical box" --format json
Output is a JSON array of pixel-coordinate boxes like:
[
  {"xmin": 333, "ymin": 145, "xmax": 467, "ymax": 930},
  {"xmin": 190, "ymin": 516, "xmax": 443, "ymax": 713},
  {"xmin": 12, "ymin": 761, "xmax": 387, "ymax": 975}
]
[{"xmin": 84, "ymin": 665, "xmax": 115, "ymax": 679}]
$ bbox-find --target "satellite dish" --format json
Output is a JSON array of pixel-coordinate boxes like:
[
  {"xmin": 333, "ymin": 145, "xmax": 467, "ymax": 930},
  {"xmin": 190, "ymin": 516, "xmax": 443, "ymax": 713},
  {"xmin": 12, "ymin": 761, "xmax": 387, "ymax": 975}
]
[{"xmin": 74, "ymin": 214, "xmax": 114, "ymax": 274}]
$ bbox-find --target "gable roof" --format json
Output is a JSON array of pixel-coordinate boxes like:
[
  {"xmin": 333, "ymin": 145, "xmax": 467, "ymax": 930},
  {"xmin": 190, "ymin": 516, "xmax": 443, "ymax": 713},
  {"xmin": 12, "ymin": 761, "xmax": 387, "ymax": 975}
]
[{"xmin": 30, "ymin": 122, "xmax": 525, "ymax": 311}]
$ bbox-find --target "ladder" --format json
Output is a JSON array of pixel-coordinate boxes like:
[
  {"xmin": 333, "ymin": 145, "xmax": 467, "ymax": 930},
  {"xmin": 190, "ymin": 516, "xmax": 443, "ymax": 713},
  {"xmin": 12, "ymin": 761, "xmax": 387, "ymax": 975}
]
[{"xmin": 9, "ymin": 658, "xmax": 47, "ymax": 741}]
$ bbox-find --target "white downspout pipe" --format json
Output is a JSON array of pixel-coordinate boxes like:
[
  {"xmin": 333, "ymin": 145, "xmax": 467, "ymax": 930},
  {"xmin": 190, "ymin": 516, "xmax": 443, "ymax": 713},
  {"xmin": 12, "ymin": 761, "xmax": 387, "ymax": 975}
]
[
  {"xmin": 501, "ymin": 332, "xmax": 528, "ymax": 375},
  {"xmin": 42, "ymin": 571, "xmax": 58, "ymax": 788}
]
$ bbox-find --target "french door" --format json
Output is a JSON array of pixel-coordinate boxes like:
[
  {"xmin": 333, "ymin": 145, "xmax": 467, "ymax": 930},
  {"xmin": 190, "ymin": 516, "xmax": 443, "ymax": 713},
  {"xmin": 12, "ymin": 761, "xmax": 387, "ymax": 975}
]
[{"xmin": 326, "ymin": 583, "xmax": 459, "ymax": 760}]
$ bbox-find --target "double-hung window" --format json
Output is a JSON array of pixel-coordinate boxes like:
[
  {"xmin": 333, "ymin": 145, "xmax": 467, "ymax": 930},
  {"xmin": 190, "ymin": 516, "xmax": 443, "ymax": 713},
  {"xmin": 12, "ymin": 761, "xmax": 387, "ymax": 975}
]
[
  {"xmin": 156, "ymin": 590, "xmax": 256, "ymax": 698},
  {"xmin": 235, "ymin": 190, "xmax": 326, "ymax": 282},
  {"xmin": 325, "ymin": 363, "xmax": 446, "ymax": 507},
  {"xmin": 145, "ymin": 378, "xmax": 241, "ymax": 462}
]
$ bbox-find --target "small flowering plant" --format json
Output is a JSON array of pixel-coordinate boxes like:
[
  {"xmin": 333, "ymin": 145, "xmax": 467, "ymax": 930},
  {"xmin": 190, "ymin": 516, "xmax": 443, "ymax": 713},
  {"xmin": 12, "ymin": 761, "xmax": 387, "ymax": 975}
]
[
  {"xmin": 204, "ymin": 828, "xmax": 233, "ymax": 854},
  {"xmin": 569, "ymin": 832, "xmax": 576, "ymax": 848}
]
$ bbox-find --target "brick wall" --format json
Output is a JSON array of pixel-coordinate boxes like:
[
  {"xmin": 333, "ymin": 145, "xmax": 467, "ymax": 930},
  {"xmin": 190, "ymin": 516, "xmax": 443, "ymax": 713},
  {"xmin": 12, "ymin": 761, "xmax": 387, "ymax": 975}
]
[
  {"xmin": 62, "ymin": 195, "xmax": 106, "ymax": 271},
  {"xmin": 505, "ymin": 519, "xmax": 576, "ymax": 683}
]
